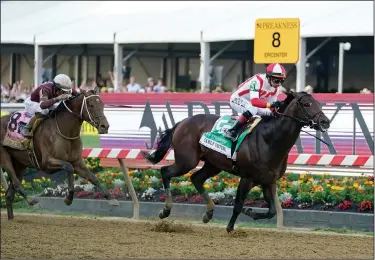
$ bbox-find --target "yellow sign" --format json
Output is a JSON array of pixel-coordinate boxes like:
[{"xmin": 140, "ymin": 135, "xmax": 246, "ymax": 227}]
[{"xmin": 254, "ymin": 18, "xmax": 300, "ymax": 64}]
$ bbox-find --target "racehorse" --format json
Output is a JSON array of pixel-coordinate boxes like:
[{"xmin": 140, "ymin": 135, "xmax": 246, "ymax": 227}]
[
  {"xmin": 0, "ymin": 89, "xmax": 119, "ymax": 220},
  {"xmin": 141, "ymin": 91, "xmax": 330, "ymax": 232}
]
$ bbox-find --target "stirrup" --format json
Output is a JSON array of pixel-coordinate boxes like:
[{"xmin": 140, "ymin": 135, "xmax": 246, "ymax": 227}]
[{"xmin": 224, "ymin": 129, "xmax": 238, "ymax": 142}]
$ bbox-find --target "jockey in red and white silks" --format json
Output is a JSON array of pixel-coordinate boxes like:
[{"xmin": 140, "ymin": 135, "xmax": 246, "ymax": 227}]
[{"xmin": 223, "ymin": 63, "xmax": 287, "ymax": 141}]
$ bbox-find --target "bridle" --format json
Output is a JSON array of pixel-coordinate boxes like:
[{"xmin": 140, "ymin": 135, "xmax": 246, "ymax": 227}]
[
  {"xmin": 275, "ymin": 93, "xmax": 330, "ymax": 146},
  {"xmin": 55, "ymin": 93, "xmax": 104, "ymax": 140},
  {"xmin": 277, "ymin": 93, "xmax": 323, "ymax": 129}
]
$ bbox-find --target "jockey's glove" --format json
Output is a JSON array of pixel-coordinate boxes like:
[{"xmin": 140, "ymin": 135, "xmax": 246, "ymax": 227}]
[{"xmin": 270, "ymin": 101, "xmax": 283, "ymax": 109}]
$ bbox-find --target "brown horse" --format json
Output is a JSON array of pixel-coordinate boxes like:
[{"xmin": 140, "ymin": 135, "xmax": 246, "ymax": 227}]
[
  {"xmin": 0, "ymin": 89, "xmax": 119, "ymax": 220},
  {"xmin": 142, "ymin": 91, "xmax": 330, "ymax": 232}
]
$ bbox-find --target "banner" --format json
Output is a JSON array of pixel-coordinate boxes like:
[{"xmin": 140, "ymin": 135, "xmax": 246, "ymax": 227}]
[
  {"xmin": 2, "ymin": 93, "xmax": 373, "ymax": 155},
  {"xmin": 99, "ymin": 93, "xmax": 374, "ymax": 156}
]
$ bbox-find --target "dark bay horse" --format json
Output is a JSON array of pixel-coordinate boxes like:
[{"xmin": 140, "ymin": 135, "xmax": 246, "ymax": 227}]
[
  {"xmin": 142, "ymin": 91, "xmax": 330, "ymax": 232},
  {"xmin": 0, "ymin": 89, "xmax": 119, "ymax": 220}
]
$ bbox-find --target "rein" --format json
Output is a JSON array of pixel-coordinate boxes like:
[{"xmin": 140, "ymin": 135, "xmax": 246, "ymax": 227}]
[
  {"xmin": 275, "ymin": 95, "xmax": 330, "ymax": 147},
  {"xmin": 55, "ymin": 94, "xmax": 101, "ymax": 140}
]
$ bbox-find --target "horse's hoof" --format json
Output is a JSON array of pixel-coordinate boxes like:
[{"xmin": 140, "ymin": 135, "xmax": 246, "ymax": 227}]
[
  {"xmin": 64, "ymin": 198, "xmax": 73, "ymax": 206},
  {"xmin": 32, "ymin": 203, "xmax": 43, "ymax": 210},
  {"xmin": 202, "ymin": 209, "xmax": 214, "ymax": 224},
  {"xmin": 27, "ymin": 197, "xmax": 39, "ymax": 206},
  {"xmin": 226, "ymin": 226, "xmax": 234, "ymax": 233},
  {"xmin": 159, "ymin": 208, "xmax": 170, "ymax": 219},
  {"xmin": 242, "ymin": 207, "xmax": 259, "ymax": 219},
  {"xmin": 202, "ymin": 213, "xmax": 211, "ymax": 223},
  {"xmin": 108, "ymin": 199, "xmax": 120, "ymax": 206}
]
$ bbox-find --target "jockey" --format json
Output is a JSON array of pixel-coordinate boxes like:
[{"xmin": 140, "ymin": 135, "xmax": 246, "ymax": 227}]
[
  {"xmin": 22, "ymin": 74, "xmax": 78, "ymax": 138},
  {"xmin": 223, "ymin": 63, "xmax": 287, "ymax": 141}
]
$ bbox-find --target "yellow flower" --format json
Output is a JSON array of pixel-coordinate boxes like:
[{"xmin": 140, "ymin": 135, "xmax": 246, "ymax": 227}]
[
  {"xmin": 145, "ymin": 175, "xmax": 149, "ymax": 180},
  {"xmin": 253, "ymin": 186, "xmax": 261, "ymax": 191},
  {"xmin": 300, "ymin": 174, "xmax": 306, "ymax": 179},
  {"xmin": 22, "ymin": 180, "xmax": 26, "ymax": 185},
  {"xmin": 353, "ymin": 182, "xmax": 359, "ymax": 188},
  {"xmin": 308, "ymin": 177, "xmax": 314, "ymax": 182},
  {"xmin": 204, "ymin": 183, "xmax": 211, "ymax": 189},
  {"xmin": 183, "ymin": 172, "xmax": 191, "ymax": 178},
  {"xmin": 331, "ymin": 185, "xmax": 344, "ymax": 191}
]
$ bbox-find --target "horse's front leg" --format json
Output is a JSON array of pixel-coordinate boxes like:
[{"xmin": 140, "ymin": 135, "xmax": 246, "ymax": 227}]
[
  {"xmin": 226, "ymin": 177, "xmax": 253, "ymax": 233},
  {"xmin": 73, "ymin": 158, "xmax": 119, "ymax": 206},
  {"xmin": 242, "ymin": 183, "xmax": 278, "ymax": 220},
  {"xmin": 46, "ymin": 158, "xmax": 75, "ymax": 206}
]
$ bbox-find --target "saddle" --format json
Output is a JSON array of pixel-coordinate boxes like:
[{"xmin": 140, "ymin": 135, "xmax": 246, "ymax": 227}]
[{"xmin": 2, "ymin": 111, "xmax": 43, "ymax": 150}]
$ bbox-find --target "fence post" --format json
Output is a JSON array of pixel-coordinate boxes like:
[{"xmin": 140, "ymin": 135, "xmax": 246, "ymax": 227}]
[
  {"xmin": 274, "ymin": 188, "xmax": 284, "ymax": 229},
  {"xmin": 0, "ymin": 168, "xmax": 8, "ymax": 191},
  {"xmin": 118, "ymin": 158, "xmax": 139, "ymax": 219}
]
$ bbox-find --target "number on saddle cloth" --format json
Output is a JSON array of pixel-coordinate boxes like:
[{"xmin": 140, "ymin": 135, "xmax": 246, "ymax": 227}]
[
  {"xmin": 7, "ymin": 111, "xmax": 32, "ymax": 140},
  {"xmin": 199, "ymin": 114, "xmax": 261, "ymax": 160}
]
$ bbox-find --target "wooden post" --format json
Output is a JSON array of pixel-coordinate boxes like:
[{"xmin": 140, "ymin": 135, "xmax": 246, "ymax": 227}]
[
  {"xmin": 0, "ymin": 168, "xmax": 8, "ymax": 191},
  {"xmin": 274, "ymin": 188, "xmax": 284, "ymax": 228},
  {"xmin": 118, "ymin": 158, "xmax": 139, "ymax": 219}
]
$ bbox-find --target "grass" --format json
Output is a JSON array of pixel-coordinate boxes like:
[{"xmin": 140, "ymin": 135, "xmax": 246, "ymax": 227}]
[{"xmin": 81, "ymin": 134, "xmax": 100, "ymax": 148}]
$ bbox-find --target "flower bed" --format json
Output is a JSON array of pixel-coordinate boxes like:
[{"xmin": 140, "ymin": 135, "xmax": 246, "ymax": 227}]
[{"xmin": 3, "ymin": 163, "xmax": 373, "ymax": 213}]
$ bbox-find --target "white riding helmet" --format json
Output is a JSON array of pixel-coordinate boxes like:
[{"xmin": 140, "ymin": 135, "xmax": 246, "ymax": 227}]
[{"xmin": 54, "ymin": 74, "xmax": 72, "ymax": 92}]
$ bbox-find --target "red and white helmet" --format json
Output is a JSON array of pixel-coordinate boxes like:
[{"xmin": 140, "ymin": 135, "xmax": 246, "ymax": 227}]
[{"xmin": 266, "ymin": 63, "xmax": 286, "ymax": 79}]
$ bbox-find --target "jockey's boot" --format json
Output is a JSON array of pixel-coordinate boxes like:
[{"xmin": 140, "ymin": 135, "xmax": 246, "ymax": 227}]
[
  {"xmin": 22, "ymin": 112, "xmax": 43, "ymax": 138},
  {"xmin": 223, "ymin": 110, "xmax": 253, "ymax": 142}
]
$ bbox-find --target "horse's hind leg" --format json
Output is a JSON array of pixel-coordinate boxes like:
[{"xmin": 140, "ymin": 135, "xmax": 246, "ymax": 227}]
[
  {"xmin": 159, "ymin": 162, "xmax": 197, "ymax": 219},
  {"xmin": 5, "ymin": 163, "xmax": 32, "ymax": 220},
  {"xmin": 5, "ymin": 179, "xmax": 16, "ymax": 220},
  {"xmin": 0, "ymin": 146, "xmax": 29, "ymax": 202},
  {"xmin": 190, "ymin": 161, "xmax": 221, "ymax": 223}
]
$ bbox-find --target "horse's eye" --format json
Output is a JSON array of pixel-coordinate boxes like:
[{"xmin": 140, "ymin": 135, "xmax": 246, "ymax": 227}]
[{"xmin": 304, "ymin": 103, "xmax": 311, "ymax": 107}]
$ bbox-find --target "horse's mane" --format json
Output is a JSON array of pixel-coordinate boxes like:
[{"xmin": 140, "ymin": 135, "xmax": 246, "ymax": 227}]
[{"xmin": 49, "ymin": 93, "xmax": 82, "ymax": 118}]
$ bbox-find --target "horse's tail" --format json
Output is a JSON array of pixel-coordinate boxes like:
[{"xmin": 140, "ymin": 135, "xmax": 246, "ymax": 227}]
[{"xmin": 140, "ymin": 122, "xmax": 181, "ymax": 165}]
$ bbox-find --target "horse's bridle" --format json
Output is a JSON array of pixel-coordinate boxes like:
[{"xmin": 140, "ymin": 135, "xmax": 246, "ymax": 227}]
[
  {"xmin": 277, "ymin": 94, "xmax": 325, "ymax": 131},
  {"xmin": 55, "ymin": 93, "xmax": 104, "ymax": 140}
]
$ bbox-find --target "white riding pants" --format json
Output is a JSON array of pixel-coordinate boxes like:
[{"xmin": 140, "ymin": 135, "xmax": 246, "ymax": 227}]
[
  {"xmin": 229, "ymin": 94, "xmax": 272, "ymax": 116},
  {"xmin": 24, "ymin": 97, "xmax": 59, "ymax": 116}
]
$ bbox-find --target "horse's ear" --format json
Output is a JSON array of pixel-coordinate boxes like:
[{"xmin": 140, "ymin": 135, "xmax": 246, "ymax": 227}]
[
  {"xmin": 94, "ymin": 86, "xmax": 100, "ymax": 94},
  {"xmin": 80, "ymin": 88, "xmax": 86, "ymax": 94},
  {"xmin": 283, "ymin": 88, "xmax": 295, "ymax": 97}
]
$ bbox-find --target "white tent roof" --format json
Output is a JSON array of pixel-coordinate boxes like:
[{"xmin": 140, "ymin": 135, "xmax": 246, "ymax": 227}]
[{"xmin": 1, "ymin": 1, "xmax": 373, "ymax": 45}]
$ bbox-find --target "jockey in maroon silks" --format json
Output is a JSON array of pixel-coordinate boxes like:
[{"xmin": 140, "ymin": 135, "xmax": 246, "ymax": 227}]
[{"xmin": 22, "ymin": 74, "xmax": 78, "ymax": 138}]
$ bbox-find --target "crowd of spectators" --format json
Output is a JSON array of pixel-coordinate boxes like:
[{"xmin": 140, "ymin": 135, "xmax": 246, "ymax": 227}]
[{"xmin": 1, "ymin": 72, "xmax": 373, "ymax": 104}]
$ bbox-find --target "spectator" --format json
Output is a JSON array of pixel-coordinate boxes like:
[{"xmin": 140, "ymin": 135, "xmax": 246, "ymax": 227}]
[
  {"xmin": 360, "ymin": 88, "xmax": 372, "ymax": 94},
  {"xmin": 126, "ymin": 76, "xmax": 141, "ymax": 93},
  {"xmin": 144, "ymin": 77, "xmax": 154, "ymax": 93},
  {"xmin": 153, "ymin": 78, "xmax": 167, "ymax": 93}
]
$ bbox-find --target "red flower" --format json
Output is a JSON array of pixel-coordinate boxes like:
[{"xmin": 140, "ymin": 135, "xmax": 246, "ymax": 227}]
[
  {"xmin": 337, "ymin": 200, "xmax": 352, "ymax": 210},
  {"xmin": 159, "ymin": 193, "xmax": 166, "ymax": 202},
  {"xmin": 281, "ymin": 199, "xmax": 294, "ymax": 208},
  {"xmin": 358, "ymin": 200, "xmax": 373, "ymax": 211}
]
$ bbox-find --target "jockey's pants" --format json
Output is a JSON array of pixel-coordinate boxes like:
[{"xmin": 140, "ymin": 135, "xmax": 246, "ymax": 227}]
[
  {"xmin": 24, "ymin": 97, "xmax": 58, "ymax": 116},
  {"xmin": 229, "ymin": 94, "xmax": 272, "ymax": 116}
]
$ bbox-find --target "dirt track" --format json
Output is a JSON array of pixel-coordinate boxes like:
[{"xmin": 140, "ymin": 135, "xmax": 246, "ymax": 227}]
[{"xmin": 1, "ymin": 212, "xmax": 373, "ymax": 259}]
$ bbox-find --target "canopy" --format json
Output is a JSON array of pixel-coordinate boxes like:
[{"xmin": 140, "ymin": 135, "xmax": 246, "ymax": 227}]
[{"xmin": 1, "ymin": 1, "xmax": 373, "ymax": 45}]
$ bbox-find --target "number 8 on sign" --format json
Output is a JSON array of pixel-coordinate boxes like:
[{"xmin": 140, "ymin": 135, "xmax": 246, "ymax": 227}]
[
  {"xmin": 254, "ymin": 18, "xmax": 300, "ymax": 64},
  {"xmin": 272, "ymin": 32, "xmax": 280, "ymax": 48}
]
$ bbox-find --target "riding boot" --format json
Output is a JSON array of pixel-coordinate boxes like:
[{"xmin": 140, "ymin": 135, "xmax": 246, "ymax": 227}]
[
  {"xmin": 22, "ymin": 112, "xmax": 44, "ymax": 138},
  {"xmin": 224, "ymin": 110, "xmax": 253, "ymax": 141}
]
